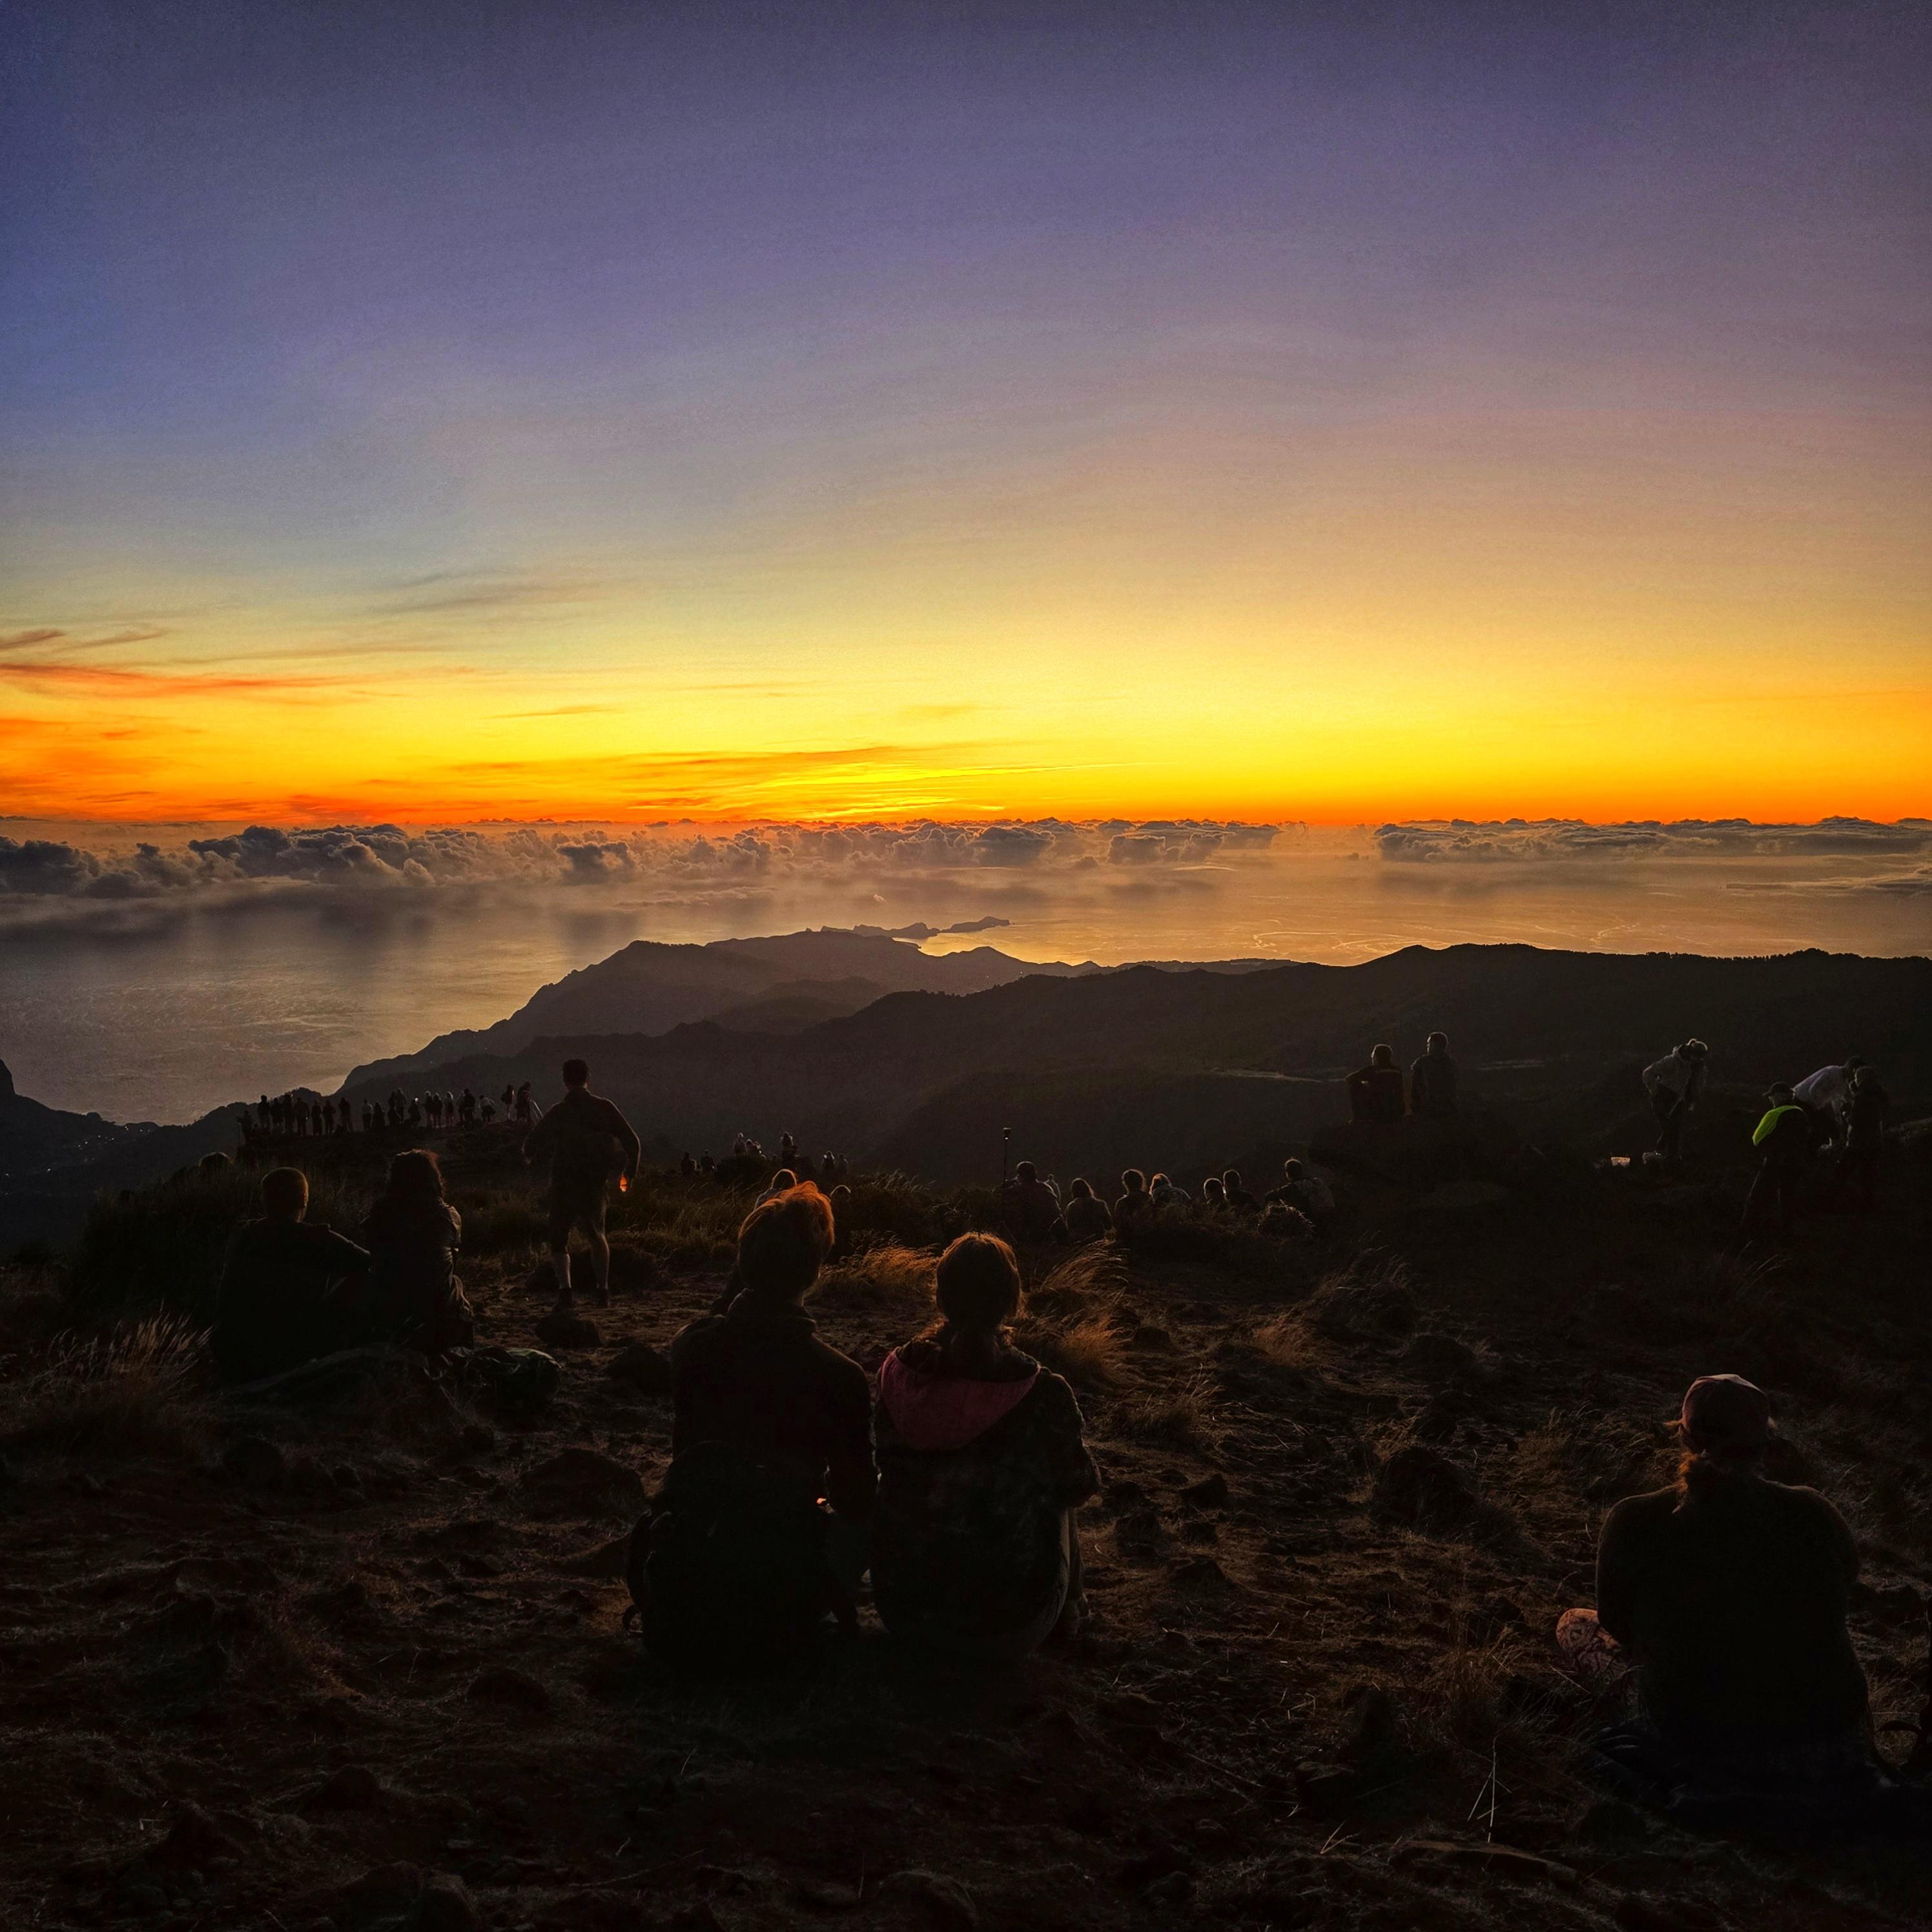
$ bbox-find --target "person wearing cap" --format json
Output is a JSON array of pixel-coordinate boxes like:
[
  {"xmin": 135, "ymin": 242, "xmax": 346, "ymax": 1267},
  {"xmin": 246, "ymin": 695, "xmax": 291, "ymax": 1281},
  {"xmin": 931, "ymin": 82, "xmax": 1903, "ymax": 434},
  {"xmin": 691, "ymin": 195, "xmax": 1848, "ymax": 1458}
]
[
  {"xmin": 1741, "ymin": 1082, "xmax": 1819, "ymax": 1242},
  {"xmin": 1641, "ymin": 1038, "xmax": 1709, "ymax": 1161},
  {"xmin": 1557, "ymin": 1375, "xmax": 1870, "ymax": 1788}
]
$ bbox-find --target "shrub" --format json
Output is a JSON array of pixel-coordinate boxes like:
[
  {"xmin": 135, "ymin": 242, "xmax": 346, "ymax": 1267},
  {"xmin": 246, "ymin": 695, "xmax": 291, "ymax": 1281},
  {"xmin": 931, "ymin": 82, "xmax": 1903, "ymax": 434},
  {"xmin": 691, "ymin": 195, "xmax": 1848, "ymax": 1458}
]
[{"xmin": 0, "ymin": 1313, "xmax": 213, "ymax": 1459}]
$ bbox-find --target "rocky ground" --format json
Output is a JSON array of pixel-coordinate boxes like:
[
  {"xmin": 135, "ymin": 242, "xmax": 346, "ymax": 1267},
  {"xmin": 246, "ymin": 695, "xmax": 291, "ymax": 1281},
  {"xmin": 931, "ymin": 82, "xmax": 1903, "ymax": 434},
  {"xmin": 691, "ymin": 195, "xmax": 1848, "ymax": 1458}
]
[{"xmin": 1, "ymin": 1137, "xmax": 1928, "ymax": 1932}]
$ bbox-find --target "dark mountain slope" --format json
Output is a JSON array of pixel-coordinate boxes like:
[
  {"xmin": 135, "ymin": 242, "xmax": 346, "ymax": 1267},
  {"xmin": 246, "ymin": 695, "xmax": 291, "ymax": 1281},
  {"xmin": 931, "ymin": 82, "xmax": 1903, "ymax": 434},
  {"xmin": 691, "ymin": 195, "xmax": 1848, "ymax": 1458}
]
[
  {"xmin": 338, "ymin": 946, "xmax": 1932, "ymax": 1182},
  {"xmin": 341, "ymin": 928, "xmax": 1097, "ymax": 1088}
]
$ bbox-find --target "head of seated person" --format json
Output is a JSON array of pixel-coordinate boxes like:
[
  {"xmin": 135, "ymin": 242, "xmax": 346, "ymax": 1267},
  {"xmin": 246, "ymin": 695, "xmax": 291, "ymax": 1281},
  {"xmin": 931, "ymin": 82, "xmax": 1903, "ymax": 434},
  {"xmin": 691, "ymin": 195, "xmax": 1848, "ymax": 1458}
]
[
  {"xmin": 736, "ymin": 1184, "xmax": 835, "ymax": 1304},
  {"xmin": 1067, "ymin": 1177, "xmax": 1093, "ymax": 1202},
  {"xmin": 384, "ymin": 1147, "xmax": 446, "ymax": 1203},
  {"xmin": 929, "ymin": 1232, "xmax": 1024, "ymax": 1372},
  {"xmin": 261, "ymin": 1166, "xmax": 309, "ymax": 1221}
]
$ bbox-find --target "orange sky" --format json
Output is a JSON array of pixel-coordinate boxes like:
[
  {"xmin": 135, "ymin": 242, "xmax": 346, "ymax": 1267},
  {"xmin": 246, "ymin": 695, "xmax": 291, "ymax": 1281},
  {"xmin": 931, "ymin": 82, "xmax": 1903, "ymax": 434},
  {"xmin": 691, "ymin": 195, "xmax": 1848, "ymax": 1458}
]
[{"xmin": 7, "ymin": 6, "xmax": 1929, "ymax": 827}]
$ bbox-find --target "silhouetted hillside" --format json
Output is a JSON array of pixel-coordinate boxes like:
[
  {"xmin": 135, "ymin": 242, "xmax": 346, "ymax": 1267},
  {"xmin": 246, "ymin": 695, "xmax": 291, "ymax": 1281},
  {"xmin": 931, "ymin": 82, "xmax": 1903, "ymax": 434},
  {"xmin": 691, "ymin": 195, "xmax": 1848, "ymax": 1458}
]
[
  {"xmin": 338, "ymin": 946, "xmax": 1932, "ymax": 1184},
  {"xmin": 340, "ymin": 927, "xmax": 1100, "ymax": 1088}
]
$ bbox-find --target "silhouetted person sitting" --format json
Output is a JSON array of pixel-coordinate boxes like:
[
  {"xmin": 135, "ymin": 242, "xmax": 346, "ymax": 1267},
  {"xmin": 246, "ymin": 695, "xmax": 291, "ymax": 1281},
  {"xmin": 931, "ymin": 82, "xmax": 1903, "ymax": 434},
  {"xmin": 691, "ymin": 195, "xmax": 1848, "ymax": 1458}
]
[
  {"xmin": 1149, "ymin": 1171, "xmax": 1192, "ymax": 1215},
  {"xmin": 679, "ymin": 1151, "xmax": 696, "ymax": 1177},
  {"xmin": 699, "ymin": 1151, "xmax": 715, "ymax": 1175},
  {"xmin": 1221, "ymin": 1167, "xmax": 1259, "ymax": 1211},
  {"xmin": 1265, "ymin": 1156, "xmax": 1334, "ymax": 1231},
  {"xmin": 1202, "ymin": 1175, "xmax": 1228, "ymax": 1214},
  {"xmin": 1557, "ymin": 1376, "xmax": 1873, "ymax": 1805},
  {"xmin": 873, "ymin": 1234, "xmax": 1100, "ymax": 1659},
  {"xmin": 522, "ymin": 1058, "xmax": 641, "ymax": 1306},
  {"xmin": 1114, "ymin": 1168, "xmax": 1151, "ymax": 1224},
  {"xmin": 1643, "ymin": 1038, "xmax": 1709, "ymax": 1161},
  {"xmin": 214, "ymin": 1167, "xmax": 369, "ymax": 1384},
  {"xmin": 1741, "ymin": 1082, "xmax": 1816, "ymax": 1242},
  {"xmin": 1346, "ymin": 1044, "xmax": 1406, "ymax": 1125},
  {"xmin": 779, "ymin": 1131, "xmax": 797, "ymax": 1166},
  {"xmin": 1002, "ymin": 1160, "xmax": 1062, "ymax": 1244},
  {"xmin": 642, "ymin": 1186, "xmax": 873, "ymax": 1671},
  {"xmin": 1831, "ymin": 1067, "xmax": 1889, "ymax": 1210},
  {"xmin": 1061, "ymin": 1177, "xmax": 1112, "ymax": 1243},
  {"xmin": 1409, "ymin": 1031, "xmax": 1459, "ymax": 1120},
  {"xmin": 363, "ymin": 1149, "xmax": 473, "ymax": 1355}
]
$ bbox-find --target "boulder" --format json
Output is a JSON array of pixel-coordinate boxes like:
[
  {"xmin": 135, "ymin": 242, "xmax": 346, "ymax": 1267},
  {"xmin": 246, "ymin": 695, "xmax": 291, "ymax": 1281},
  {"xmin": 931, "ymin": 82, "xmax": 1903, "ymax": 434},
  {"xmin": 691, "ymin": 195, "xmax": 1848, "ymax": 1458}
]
[
  {"xmin": 604, "ymin": 1340, "xmax": 674, "ymax": 1395},
  {"xmin": 519, "ymin": 1446, "xmax": 645, "ymax": 1517},
  {"xmin": 535, "ymin": 1308, "xmax": 601, "ymax": 1351}
]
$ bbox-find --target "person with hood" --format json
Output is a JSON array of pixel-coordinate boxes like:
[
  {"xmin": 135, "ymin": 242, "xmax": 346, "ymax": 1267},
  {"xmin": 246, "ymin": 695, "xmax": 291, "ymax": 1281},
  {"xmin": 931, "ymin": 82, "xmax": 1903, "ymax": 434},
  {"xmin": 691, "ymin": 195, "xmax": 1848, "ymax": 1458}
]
[
  {"xmin": 872, "ymin": 1233, "xmax": 1100, "ymax": 1658},
  {"xmin": 362, "ymin": 1148, "xmax": 474, "ymax": 1355},
  {"xmin": 1409, "ymin": 1032, "xmax": 1459, "ymax": 1120},
  {"xmin": 1556, "ymin": 1376, "xmax": 1871, "ymax": 1799},
  {"xmin": 1741, "ymin": 1082, "xmax": 1818, "ymax": 1242},
  {"xmin": 1060, "ymin": 1177, "xmax": 1113, "ymax": 1243},
  {"xmin": 1346, "ymin": 1043, "xmax": 1406, "ymax": 1125},
  {"xmin": 214, "ymin": 1167, "xmax": 370, "ymax": 1382},
  {"xmin": 523, "ymin": 1057, "xmax": 641, "ymax": 1306},
  {"xmin": 1642, "ymin": 1038, "xmax": 1709, "ymax": 1161},
  {"xmin": 645, "ymin": 1185, "xmax": 874, "ymax": 1667}
]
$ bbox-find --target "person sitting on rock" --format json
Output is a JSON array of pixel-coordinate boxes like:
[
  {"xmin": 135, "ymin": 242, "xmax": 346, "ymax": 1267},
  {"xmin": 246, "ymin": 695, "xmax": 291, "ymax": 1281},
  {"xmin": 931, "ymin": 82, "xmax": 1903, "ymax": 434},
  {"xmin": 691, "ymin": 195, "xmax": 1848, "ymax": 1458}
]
[
  {"xmin": 214, "ymin": 1167, "xmax": 370, "ymax": 1383},
  {"xmin": 1346, "ymin": 1043, "xmax": 1406, "ymax": 1125},
  {"xmin": 1113, "ymin": 1168, "xmax": 1151, "ymax": 1224},
  {"xmin": 363, "ymin": 1148, "xmax": 474, "ymax": 1355},
  {"xmin": 645, "ymin": 1186, "xmax": 874, "ymax": 1669},
  {"xmin": 1001, "ymin": 1160, "xmax": 1062, "ymax": 1244},
  {"xmin": 1642, "ymin": 1038, "xmax": 1709, "ymax": 1161},
  {"xmin": 1221, "ymin": 1167, "xmax": 1259, "ymax": 1212},
  {"xmin": 522, "ymin": 1058, "xmax": 641, "ymax": 1307},
  {"xmin": 1556, "ymin": 1376, "xmax": 1873, "ymax": 1805},
  {"xmin": 1740, "ymin": 1082, "xmax": 1818, "ymax": 1243},
  {"xmin": 1409, "ymin": 1032, "xmax": 1459, "ymax": 1120},
  {"xmin": 872, "ymin": 1234, "xmax": 1100, "ymax": 1659},
  {"xmin": 1060, "ymin": 1177, "xmax": 1113, "ymax": 1243}
]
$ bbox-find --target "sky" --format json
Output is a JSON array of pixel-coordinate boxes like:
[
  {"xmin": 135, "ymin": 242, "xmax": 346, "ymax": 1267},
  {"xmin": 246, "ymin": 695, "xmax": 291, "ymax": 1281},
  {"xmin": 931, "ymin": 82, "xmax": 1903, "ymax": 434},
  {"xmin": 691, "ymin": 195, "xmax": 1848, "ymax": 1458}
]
[{"xmin": 3, "ymin": 1, "xmax": 1929, "ymax": 825}]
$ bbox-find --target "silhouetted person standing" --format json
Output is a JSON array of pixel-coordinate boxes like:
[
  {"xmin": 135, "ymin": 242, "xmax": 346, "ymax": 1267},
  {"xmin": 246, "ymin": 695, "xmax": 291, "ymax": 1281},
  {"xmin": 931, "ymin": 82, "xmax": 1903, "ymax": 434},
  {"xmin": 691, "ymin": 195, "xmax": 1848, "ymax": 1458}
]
[
  {"xmin": 1832, "ymin": 1066, "xmax": 1889, "ymax": 1210},
  {"xmin": 1643, "ymin": 1038, "xmax": 1709, "ymax": 1162},
  {"xmin": 524, "ymin": 1058, "xmax": 641, "ymax": 1306},
  {"xmin": 1742, "ymin": 1083, "xmax": 1816, "ymax": 1242}
]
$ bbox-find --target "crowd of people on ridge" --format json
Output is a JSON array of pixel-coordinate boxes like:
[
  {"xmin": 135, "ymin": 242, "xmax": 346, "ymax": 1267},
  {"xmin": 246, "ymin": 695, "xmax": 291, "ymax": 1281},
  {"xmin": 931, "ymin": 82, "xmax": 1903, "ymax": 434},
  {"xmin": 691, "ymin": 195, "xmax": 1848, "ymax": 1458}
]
[{"xmin": 201, "ymin": 1029, "xmax": 1919, "ymax": 1820}]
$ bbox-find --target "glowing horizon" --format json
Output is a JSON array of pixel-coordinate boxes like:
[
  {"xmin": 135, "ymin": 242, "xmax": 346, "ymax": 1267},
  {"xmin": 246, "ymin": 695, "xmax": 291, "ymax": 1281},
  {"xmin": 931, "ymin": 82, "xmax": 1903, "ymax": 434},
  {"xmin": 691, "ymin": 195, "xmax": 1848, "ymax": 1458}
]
[{"xmin": 5, "ymin": 6, "xmax": 1928, "ymax": 827}]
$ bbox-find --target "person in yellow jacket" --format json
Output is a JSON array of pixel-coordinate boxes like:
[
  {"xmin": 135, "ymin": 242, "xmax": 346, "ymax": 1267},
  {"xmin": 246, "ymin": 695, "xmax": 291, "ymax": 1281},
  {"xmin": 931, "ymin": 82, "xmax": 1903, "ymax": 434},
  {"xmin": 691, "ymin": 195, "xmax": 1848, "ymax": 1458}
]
[{"xmin": 1741, "ymin": 1083, "xmax": 1817, "ymax": 1242}]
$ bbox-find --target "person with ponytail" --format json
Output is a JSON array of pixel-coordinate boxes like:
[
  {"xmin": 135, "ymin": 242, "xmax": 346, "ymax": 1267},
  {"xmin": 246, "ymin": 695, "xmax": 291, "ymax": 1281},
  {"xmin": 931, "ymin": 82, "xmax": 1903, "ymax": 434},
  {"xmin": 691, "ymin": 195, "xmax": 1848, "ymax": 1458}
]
[
  {"xmin": 1558, "ymin": 1376, "xmax": 1872, "ymax": 1794},
  {"xmin": 872, "ymin": 1233, "xmax": 1100, "ymax": 1659}
]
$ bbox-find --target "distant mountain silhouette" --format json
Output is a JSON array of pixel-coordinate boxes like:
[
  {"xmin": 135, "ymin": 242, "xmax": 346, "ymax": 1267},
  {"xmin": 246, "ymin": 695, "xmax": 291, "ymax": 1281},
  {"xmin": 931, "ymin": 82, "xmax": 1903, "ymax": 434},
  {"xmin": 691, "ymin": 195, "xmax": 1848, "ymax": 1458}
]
[{"xmin": 340, "ymin": 927, "xmax": 1100, "ymax": 1089}]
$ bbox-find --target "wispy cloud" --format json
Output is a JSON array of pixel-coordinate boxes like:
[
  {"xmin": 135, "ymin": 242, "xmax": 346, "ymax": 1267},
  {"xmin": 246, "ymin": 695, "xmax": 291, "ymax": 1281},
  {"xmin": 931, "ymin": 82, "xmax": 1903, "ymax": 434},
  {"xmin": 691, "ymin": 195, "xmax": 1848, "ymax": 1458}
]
[
  {"xmin": 371, "ymin": 566, "xmax": 625, "ymax": 617},
  {"xmin": 0, "ymin": 660, "xmax": 355, "ymax": 698}
]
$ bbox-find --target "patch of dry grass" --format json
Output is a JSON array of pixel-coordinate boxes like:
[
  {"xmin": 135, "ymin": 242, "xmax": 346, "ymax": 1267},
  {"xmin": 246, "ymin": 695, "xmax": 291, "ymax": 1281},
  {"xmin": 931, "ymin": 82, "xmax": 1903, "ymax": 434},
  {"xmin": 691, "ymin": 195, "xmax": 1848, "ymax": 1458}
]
[
  {"xmin": 1117, "ymin": 1368, "xmax": 1220, "ymax": 1447},
  {"xmin": 0, "ymin": 1313, "xmax": 213, "ymax": 1459},
  {"xmin": 813, "ymin": 1241, "xmax": 937, "ymax": 1316}
]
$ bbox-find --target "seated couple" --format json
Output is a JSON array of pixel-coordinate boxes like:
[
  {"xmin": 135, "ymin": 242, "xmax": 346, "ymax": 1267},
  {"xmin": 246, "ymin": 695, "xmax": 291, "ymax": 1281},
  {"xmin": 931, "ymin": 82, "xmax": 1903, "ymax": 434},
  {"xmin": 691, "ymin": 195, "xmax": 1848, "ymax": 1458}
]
[{"xmin": 634, "ymin": 1185, "xmax": 1098, "ymax": 1671}]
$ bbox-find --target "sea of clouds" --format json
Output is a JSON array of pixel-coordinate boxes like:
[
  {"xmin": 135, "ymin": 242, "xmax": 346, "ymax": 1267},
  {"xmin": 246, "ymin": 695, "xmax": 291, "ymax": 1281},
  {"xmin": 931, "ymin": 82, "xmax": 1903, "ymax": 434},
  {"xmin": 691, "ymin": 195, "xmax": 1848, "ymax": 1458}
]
[{"xmin": 2, "ymin": 816, "xmax": 1928, "ymax": 923}]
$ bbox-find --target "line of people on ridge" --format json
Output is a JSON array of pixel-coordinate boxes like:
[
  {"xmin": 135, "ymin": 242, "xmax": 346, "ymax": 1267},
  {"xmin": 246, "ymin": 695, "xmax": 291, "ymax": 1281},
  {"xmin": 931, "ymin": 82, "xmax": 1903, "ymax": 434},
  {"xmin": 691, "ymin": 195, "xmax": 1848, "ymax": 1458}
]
[
  {"xmin": 246, "ymin": 1083, "xmax": 543, "ymax": 1140},
  {"xmin": 994, "ymin": 1158, "xmax": 1335, "ymax": 1246}
]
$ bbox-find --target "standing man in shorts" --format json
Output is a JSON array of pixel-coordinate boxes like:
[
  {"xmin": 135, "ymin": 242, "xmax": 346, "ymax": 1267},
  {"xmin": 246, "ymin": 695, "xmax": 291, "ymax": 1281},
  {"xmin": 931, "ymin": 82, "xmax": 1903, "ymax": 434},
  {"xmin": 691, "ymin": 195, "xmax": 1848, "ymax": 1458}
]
[{"xmin": 524, "ymin": 1058, "xmax": 642, "ymax": 1306}]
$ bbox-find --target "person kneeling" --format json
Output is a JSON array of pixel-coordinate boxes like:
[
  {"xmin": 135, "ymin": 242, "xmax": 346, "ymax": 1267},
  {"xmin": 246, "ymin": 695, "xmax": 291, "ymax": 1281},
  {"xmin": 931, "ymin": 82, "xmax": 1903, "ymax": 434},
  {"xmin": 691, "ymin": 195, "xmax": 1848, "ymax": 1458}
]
[
  {"xmin": 872, "ymin": 1234, "xmax": 1100, "ymax": 1660},
  {"xmin": 1557, "ymin": 1375, "xmax": 1877, "ymax": 1814},
  {"xmin": 635, "ymin": 1185, "xmax": 874, "ymax": 1672}
]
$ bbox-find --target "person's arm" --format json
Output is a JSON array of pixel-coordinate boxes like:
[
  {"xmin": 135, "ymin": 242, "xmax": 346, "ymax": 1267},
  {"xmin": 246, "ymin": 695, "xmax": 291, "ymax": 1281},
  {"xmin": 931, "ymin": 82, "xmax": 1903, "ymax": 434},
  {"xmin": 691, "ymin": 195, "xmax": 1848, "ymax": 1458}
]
[
  {"xmin": 824, "ymin": 1362, "xmax": 877, "ymax": 1521},
  {"xmin": 1042, "ymin": 1379, "xmax": 1102, "ymax": 1508},
  {"xmin": 447, "ymin": 1205, "xmax": 462, "ymax": 1253},
  {"xmin": 1595, "ymin": 1499, "xmax": 1641, "ymax": 1651},
  {"xmin": 600, "ymin": 1098, "xmax": 643, "ymax": 1180},
  {"xmin": 316, "ymin": 1226, "xmax": 372, "ymax": 1272}
]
